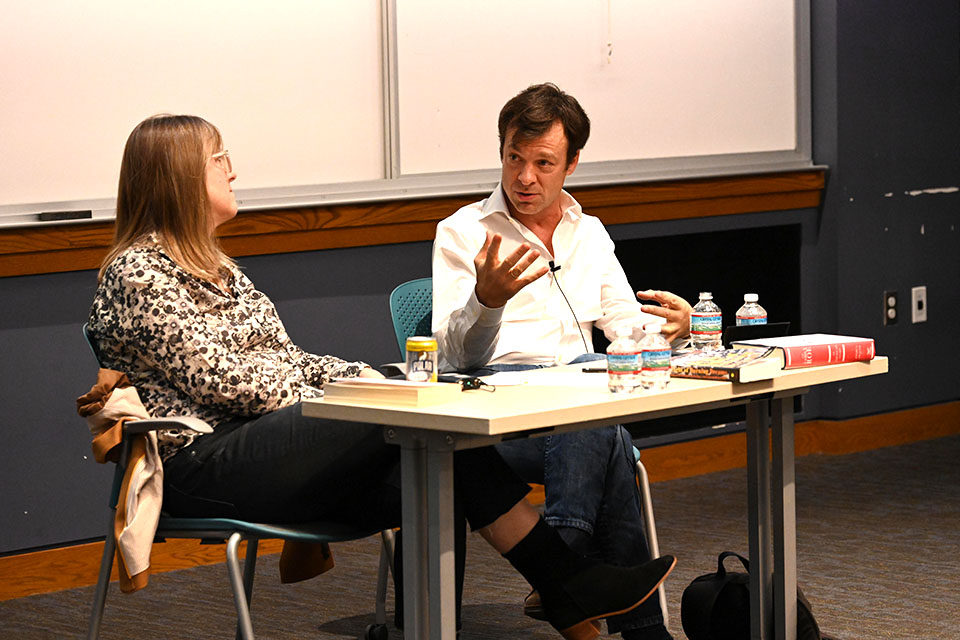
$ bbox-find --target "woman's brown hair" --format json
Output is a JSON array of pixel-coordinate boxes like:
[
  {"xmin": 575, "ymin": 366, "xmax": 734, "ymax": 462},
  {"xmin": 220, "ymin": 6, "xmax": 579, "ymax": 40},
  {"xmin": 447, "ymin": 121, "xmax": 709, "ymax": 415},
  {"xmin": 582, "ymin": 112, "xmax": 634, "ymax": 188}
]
[{"xmin": 99, "ymin": 114, "xmax": 232, "ymax": 283}]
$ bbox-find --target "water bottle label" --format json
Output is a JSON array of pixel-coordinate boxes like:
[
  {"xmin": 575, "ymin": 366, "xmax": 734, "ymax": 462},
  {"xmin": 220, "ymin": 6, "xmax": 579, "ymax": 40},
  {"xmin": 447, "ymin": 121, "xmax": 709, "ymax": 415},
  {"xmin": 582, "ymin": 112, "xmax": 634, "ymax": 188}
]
[
  {"xmin": 691, "ymin": 312, "xmax": 722, "ymax": 335},
  {"xmin": 736, "ymin": 316, "xmax": 768, "ymax": 325},
  {"xmin": 607, "ymin": 353, "xmax": 638, "ymax": 373},
  {"xmin": 641, "ymin": 349, "xmax": 671, "ymax": 371}
]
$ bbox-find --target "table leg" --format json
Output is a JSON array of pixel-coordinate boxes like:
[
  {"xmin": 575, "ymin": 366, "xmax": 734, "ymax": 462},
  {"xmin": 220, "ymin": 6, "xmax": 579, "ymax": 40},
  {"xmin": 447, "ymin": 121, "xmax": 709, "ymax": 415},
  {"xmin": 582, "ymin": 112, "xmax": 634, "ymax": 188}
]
[
  {"xmin": 746, "ymin": 399, "xmax": 772, "ymax": 640},
  {"xmin": 427, "ymin": 443, "xmax": 457, "ymax": 639},
  {"xmin": 398, "ymin": 432, "xmax": 458, "ymax": 640},
  {"xmin": 772, "ymin": 398, "xmax": 798, "ymax": 640},
  {"xmin": 400, "ymin": 440, "xmax": 428, "ymax": 639}
]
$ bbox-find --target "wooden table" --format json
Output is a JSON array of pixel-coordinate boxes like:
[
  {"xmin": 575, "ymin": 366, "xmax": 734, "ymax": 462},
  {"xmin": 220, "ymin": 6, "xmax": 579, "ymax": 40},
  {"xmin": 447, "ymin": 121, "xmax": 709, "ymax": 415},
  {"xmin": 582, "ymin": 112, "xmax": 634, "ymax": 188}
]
[{"xmin": 303, "ymin": 357, "xmax": 887, "ymax": 640}]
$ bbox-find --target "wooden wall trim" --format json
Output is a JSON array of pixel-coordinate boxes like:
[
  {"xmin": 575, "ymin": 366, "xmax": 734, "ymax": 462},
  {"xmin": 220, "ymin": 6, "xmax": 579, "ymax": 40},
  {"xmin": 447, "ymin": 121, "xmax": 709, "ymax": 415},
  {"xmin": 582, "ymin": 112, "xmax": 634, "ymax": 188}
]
[
  {"xmin": 641, "ymin": 400, "xmax": 960, "ymax": 483},
  {"xmin": 0, "ymin": 170, "xmax": 824, "ymax": 278},
  {"xmin": 2, "ymin": 396, "xmax": 955, "ymax": 603}
]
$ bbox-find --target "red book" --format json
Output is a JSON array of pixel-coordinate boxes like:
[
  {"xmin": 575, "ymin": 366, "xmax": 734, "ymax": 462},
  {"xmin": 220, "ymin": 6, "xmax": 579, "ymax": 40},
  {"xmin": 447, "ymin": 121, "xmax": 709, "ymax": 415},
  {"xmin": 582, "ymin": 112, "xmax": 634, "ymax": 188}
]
[{"xmin": 731, "ymin": 334, "xmax": 875, "ymax": 369}]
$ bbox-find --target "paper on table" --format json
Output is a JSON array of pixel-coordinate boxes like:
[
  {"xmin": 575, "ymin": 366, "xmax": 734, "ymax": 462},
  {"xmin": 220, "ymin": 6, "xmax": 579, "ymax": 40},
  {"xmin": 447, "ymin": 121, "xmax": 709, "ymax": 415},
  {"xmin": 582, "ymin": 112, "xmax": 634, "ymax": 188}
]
[{"xmin": 482, "ymin": 370, "xmax": 611, "ymax": 388}]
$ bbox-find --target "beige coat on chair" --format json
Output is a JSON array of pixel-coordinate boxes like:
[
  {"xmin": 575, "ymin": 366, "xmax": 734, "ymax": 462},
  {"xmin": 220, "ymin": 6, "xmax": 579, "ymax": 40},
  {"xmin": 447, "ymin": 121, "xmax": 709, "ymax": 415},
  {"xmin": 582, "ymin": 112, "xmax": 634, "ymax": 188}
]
[{"xmin": 77, "ymin": 368, "xmax": 337, "ymax": 593}]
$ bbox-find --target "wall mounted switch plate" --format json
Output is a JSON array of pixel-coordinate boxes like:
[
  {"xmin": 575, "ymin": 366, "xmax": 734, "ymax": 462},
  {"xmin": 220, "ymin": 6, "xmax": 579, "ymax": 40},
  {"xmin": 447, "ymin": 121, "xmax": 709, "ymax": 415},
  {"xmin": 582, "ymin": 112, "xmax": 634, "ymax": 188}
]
[{"xmin": 911, "ymin": 286, "xmax": 927, "ymax": 323}]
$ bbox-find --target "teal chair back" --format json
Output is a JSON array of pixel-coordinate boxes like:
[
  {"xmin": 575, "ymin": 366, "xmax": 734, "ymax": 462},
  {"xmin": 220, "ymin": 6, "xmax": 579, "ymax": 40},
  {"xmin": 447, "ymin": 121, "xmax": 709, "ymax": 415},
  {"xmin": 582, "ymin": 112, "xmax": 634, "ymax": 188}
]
[
  {"xmin": 82, "ymin": 322, "xmax": 103, "ymax": 364},
  {"xmin": 388, "ymin": 277, "xmax": 433, "ymax": 358}
]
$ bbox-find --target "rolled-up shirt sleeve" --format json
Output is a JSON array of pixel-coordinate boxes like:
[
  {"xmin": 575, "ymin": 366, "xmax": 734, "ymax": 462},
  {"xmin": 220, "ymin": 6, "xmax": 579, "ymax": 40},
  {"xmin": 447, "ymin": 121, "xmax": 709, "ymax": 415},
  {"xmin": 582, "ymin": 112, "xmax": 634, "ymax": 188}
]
[
  {"xmin": 592, "ymin": 230, "xmax": 660, "ymax": 341},
  {"xmin": 432, "ymin": 218, "xmax": 503, "ymax": 372},
  {"xmin": 296, "ymin": 346, "xmax": 368, "ymax": 389}
]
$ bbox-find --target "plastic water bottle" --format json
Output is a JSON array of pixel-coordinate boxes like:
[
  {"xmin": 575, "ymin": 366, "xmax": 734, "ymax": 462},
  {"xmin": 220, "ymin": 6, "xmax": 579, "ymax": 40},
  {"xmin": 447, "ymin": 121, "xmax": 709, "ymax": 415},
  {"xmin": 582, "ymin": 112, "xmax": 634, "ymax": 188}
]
[
  {"xmin": 607, "ymin": 326, "xmax": 639, "ymax": 393},
  {"xmin": 690, "ymin": 292, "xmax": 723, "ymax": 350},
  {"xmin": 639, "ymin": 322, "xmax": 671, "ymax": 390},
  {"xmin": 736, "ymin": 294, "xmax": 768, "ymax": 325}
]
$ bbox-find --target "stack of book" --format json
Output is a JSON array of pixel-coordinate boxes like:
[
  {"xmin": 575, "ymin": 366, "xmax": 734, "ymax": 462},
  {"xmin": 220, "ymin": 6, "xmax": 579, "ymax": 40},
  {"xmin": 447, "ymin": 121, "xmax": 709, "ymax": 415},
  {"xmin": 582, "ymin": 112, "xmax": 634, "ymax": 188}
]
[
  {"xmin": 670, "ymin": 334, "xmax": 876, "ymax": 383},
  {"xmin": 323, "ymin": 378, "xmax": 462, "ymax": 406},
  {"xmin": 731, "ymin": 334, "xmax": 875, "ymax": 368}
]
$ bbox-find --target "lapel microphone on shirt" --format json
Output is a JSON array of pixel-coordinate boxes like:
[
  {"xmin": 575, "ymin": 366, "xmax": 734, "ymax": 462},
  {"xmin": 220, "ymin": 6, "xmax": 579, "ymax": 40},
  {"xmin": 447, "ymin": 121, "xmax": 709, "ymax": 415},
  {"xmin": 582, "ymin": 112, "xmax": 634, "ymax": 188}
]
[{"xmin": 547, "ymin": 260, "xmax": 590, "ymax": 355}]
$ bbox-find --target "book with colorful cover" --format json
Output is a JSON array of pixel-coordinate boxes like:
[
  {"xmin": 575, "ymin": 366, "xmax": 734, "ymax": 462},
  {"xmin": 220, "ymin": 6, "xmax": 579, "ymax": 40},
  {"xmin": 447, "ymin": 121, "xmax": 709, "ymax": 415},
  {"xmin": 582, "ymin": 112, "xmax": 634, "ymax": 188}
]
[
  {"xmin": 670, "ymin": 347, "xmax": 782, "ymax": 383},
  {"xmin": 323, "ymin": 378, "xmax": 461, "ymax": 407},
  {"xmin": 731, "ymin": 333, "xmax": 875, "ymax": 369}
]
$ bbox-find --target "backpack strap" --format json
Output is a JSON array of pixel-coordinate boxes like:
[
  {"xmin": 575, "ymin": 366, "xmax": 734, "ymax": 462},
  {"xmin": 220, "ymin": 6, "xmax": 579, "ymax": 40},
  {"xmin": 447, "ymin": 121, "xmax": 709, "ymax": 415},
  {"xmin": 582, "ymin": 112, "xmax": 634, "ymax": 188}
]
[
  {"xmin": 718, "ymin": 550, "xmax": 750, "ymax": 573},
  {"xmin": 682, "ymin": 551, "xmax": 748, "ymax": 640}
]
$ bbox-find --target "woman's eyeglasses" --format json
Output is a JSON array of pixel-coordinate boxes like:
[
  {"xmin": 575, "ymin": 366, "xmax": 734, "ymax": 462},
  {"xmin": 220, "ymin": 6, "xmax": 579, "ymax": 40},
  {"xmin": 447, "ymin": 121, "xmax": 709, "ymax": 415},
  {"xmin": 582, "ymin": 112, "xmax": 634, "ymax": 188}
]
[{"xmin": 211, "ymin": 150, "xmax": 232, "ymax": 174}]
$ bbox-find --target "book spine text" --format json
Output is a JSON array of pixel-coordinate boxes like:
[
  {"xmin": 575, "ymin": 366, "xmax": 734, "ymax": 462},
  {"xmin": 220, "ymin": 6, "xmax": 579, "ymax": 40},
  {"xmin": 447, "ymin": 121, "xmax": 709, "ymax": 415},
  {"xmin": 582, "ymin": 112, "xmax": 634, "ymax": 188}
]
[{"xmin": 781, "ymin": 340, "xmax": 875, "ymax": 368}]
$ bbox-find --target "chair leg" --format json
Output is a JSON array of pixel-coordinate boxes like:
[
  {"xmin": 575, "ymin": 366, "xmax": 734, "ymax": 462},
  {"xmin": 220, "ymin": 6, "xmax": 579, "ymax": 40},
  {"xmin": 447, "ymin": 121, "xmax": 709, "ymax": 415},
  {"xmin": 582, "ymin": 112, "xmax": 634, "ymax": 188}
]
[
  {"xmin": 226, "ymin": 533, "xmax": 255, "ymax": 640},
  {"xmin": 379, "ymin": 528, "xmax": 396, "ymax": 573},
  {"xmin": 86, "ymin": 513, "xmax": 117, "ymax": 640},
  {"xmin": 373, "ymin": 529, "xmax": 396, "ymax": 628},
  {"xmin": 374, "ymin": 539, "xmax": 390, "ymax": 626},
  {"xmin": 235, "ymin": 538, "xmax": 259, "ymax": 640},
  {"xmin": 637, "ymin": 458, "xmax": 669, "ymax": 629}
]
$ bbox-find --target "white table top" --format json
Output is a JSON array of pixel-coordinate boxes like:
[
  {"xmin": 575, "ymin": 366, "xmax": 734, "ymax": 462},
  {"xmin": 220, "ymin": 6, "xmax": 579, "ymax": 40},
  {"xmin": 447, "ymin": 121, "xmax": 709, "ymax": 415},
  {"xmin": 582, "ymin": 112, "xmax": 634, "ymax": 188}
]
[{"xmin": 302, "ymin": 357, "xmax": 888, "ymax": 437}]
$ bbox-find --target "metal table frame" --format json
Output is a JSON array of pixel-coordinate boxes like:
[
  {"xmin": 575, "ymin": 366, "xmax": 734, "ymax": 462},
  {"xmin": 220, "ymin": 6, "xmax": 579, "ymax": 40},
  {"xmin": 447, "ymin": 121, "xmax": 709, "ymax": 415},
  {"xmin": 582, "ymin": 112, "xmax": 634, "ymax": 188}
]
[{"xmin": 303, "ymin": 358, "xmax": 886, "ymax": 640}]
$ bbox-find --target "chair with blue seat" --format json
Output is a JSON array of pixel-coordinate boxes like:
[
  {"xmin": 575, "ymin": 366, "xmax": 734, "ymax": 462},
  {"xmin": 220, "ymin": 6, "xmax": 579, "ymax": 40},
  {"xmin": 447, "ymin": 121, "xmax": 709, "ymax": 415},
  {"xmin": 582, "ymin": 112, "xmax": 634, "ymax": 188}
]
[
  {"xmin": 388, "ymin": 276, "xmax": 433, "ymax": 356},
  {"xmin": 82, "ymin": 324, "xmax": 396, "ymax": 640},
  {"xmin": 387, "ymin": 277, "xmax": 669, "ymax": 627}
]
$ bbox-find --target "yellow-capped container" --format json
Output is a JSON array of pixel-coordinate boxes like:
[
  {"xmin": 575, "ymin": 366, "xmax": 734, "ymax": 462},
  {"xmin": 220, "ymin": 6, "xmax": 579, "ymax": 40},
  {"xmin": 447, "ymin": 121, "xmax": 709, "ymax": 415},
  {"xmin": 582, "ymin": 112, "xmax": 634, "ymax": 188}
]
[{"xmin": 405, "ymin": 336, "xmax": 438, "ymax": 382}]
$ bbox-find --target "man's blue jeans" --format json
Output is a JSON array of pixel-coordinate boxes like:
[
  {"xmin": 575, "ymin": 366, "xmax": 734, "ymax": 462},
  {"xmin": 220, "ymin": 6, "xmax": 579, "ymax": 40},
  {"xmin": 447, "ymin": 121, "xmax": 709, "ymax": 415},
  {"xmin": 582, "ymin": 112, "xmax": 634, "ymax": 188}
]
[{"xmin": 490, "ymin": 354, "xmax": 667, "ymax": 635}]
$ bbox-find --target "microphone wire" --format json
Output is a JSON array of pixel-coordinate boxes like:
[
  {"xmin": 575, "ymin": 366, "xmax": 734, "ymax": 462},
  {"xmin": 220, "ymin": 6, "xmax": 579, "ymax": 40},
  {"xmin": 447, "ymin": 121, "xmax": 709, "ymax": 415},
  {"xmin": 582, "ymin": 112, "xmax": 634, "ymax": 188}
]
[{"xmin": 549, "ymin": 261, "xmax": 590, "ymax": 356}]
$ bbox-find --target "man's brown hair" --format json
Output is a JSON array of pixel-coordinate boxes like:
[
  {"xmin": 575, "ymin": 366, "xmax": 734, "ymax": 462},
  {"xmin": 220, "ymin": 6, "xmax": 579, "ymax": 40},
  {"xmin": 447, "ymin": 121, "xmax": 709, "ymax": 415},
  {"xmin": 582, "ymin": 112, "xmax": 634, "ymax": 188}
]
[{"xmin": 498, "ymin": 83, "xmax": 590, "ymax": 166}]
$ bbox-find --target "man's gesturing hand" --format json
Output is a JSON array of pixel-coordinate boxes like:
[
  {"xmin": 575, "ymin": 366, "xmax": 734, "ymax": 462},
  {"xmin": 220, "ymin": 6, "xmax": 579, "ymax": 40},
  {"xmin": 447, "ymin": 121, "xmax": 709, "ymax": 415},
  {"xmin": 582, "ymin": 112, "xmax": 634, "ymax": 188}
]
[
  {"xmin": 474, "ymin": 231, "xmax": 549, "ymax": 308},
  {"xmin": 636, "ymin": 289, "xmax": 693, "ymax": 342}
]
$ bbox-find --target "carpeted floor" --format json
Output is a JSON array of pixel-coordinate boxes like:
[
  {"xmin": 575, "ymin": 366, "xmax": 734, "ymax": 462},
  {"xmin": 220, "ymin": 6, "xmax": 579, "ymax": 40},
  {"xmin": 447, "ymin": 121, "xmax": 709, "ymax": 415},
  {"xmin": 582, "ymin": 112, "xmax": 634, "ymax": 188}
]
[{"xmin": 2, "ymin": 435, "xmax": 958, "ymax": 639}]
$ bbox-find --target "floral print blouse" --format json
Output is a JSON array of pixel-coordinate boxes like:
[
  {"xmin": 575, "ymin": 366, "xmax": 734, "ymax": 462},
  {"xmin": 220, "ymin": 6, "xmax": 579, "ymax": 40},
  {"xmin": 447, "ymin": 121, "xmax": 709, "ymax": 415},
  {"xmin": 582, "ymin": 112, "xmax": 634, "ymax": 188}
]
[{"xmin": 88, "ymin": 234, "xmax": 369, "ymax": 460}]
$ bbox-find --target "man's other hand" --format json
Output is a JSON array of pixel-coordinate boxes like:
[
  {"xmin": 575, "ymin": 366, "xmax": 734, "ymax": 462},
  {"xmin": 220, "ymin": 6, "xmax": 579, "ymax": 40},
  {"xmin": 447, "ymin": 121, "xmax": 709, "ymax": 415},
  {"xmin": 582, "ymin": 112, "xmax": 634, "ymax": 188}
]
[
  {"xmin": 636, "ymin": 289, "xmax": 693, "ymax": 342},
  {"xmin": 474, "ymin": 231, "xmax": 548, "ymax": 308}
]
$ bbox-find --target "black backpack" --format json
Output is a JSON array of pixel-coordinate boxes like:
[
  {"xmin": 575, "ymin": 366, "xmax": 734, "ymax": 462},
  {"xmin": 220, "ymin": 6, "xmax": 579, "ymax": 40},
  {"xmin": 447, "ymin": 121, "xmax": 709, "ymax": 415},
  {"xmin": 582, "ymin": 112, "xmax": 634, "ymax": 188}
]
[{"xmin": 681, "ymin": 551, "xmax": 827, "ymax": 640}]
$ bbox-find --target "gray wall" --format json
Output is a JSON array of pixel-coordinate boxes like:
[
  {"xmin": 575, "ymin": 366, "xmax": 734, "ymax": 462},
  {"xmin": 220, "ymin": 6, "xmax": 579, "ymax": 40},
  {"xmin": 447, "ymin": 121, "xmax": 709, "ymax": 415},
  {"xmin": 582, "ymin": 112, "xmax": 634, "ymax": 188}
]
[
  {"xmin": 811, "ymin": 0, "xmax": 959, "ymax": 418},
  {"xmin": 0, "ymin": 244, "xmax": 433, "ymax": 554},
  {"xmin": 1, "ymin": 0, "xmax": 957, "ymax": 555}
]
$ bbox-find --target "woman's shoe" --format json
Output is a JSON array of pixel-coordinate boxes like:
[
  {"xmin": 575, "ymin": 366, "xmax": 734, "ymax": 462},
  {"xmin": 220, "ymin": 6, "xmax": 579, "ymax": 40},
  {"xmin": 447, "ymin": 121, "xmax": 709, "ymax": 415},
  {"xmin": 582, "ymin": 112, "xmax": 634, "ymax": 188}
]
[{"xmin": 540, "ymin": 555, "xmax": 676, "ymax": 640}]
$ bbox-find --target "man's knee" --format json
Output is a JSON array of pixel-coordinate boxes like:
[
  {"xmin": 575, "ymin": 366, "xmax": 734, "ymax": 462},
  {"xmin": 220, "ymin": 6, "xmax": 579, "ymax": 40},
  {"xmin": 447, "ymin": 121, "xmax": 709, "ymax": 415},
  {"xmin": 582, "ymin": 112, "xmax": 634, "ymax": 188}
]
[{"xmin": 615, "ymin": 425, "xmax": 635, "ymax": 456}]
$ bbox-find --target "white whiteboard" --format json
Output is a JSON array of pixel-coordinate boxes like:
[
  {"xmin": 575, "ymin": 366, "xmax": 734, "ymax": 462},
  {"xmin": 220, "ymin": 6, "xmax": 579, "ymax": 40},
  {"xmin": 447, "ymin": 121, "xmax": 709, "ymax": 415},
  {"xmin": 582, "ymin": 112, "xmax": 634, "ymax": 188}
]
[
  {"xmin": 396, "ymin": 0, "xmax": 798, "ymax": 174},
  {"xmin": 0, "ymin": 1, "xmax": 384, "ymax": 222},
  {"xmin": 0, "ymin": 0, "xmax": 809, "ymax": 227}
]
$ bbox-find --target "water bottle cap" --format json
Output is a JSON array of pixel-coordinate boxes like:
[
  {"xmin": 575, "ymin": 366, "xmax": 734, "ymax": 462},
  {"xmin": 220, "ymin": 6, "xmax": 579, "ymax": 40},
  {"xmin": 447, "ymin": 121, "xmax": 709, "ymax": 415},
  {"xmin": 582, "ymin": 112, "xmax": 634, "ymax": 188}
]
[
  {"xmin": 643, "ymin": 322, "xmax": 663, "ymax": 334},
  {"xmin": 744, "ymin": 293, "xmax": 758, "ymax": 303},
  {"xmin": 698, "ymin": 292, "xmax": 713, "ymax": 300}
]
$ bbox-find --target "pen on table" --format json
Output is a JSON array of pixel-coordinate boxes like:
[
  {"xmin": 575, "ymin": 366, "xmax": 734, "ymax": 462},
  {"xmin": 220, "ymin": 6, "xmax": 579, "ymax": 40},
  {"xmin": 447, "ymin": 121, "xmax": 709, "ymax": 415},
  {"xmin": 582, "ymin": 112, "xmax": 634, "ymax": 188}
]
[{"xmin": 582, "ymin": 366, "xmax": 606, "ymax": 373}]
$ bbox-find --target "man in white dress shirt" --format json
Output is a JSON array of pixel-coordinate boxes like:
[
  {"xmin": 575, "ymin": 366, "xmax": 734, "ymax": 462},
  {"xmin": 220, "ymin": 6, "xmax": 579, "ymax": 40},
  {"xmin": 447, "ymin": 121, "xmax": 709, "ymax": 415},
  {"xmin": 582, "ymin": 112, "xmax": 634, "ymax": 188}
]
[{"xmin": 432, "ymin": 83, "xmax": 691, "ymax": 640}]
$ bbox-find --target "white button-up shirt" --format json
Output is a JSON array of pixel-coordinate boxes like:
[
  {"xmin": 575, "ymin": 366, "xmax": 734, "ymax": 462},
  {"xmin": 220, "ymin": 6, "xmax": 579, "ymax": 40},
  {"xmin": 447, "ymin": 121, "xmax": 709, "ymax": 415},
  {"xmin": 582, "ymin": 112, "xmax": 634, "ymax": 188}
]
[{"xmin": 432, "ymin": 185, "xmax": 657, "ymax": 371}]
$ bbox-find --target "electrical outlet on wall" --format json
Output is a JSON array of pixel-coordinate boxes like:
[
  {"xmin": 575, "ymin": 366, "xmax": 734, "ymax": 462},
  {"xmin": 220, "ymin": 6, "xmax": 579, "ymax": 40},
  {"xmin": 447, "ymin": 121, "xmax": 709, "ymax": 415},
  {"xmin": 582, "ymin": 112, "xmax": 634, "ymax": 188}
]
[
  {"xmin": 911, "ymin": 286, "xmax": 927, "ymax": 323},
  {"xmin": 883, "ymin": 290, "xmax": 898, "ymax": 325}
]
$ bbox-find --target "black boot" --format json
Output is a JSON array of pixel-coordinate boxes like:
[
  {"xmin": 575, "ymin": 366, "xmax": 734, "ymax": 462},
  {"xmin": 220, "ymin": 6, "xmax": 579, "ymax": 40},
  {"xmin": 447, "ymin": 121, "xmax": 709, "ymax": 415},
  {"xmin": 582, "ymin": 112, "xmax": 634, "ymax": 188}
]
[{"xmin": 504, "ymin": 518, "xmax": 676, "ymax": 640}]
